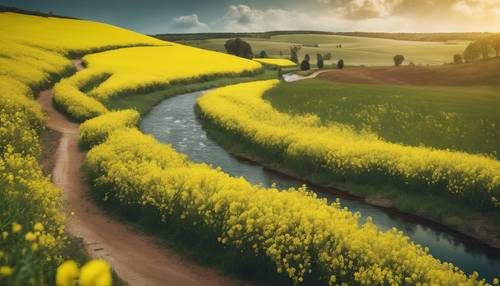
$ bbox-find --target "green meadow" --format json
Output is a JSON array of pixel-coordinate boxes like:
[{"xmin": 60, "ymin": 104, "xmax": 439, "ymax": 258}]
[
  {"xmin": 264, "ymin": 80, "xmax": 500, "ymax": 159},
  {"xmin": 183, "ymin": 34, "xmax": 469, "ymax": 66}
]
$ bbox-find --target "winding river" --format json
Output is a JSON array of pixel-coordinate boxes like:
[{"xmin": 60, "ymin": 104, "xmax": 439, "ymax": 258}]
[{"xmin": 140, "ymin": 90, "xmax": 500, "ymax": 281}]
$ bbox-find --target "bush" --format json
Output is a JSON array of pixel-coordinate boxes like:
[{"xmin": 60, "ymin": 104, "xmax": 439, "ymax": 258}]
[
  {"xmin": 393, "ymin": 54, "xmax": 405, "ymax": 66},
  {"xmin": 316, "ymin": 54, "xmax": 324, "ymax": 69},
  {"xmin": 337, "ymin": 59, "xmax": 344, "ymax": 69},
  {"xmin": 453, "ymin": 54, "xmax": 463, "ymax": 64},
  {"xmin": 224, "ymin": 38, "xmax": 253, "ymax": 59}
]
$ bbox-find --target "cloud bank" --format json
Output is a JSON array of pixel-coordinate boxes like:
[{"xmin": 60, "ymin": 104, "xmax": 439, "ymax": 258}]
[{"xmin": 170, "ymin": 0, "xmax": 500, "ymax": 33}]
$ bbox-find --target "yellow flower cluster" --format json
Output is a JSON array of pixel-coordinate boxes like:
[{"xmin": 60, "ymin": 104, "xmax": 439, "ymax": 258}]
[
  {"xmin": 0, "ymin": 80, "xmax": 67, "ymax": 283},
  {"xmin": 81, "ymin": 45, "xmax": 263, "ymax": 100},
  {"xmin": 56, "ymin": 259, "xmax": 112, "ymax": 286},
  {"xmin": 0, "ymin": 12, "xmax": 164, "ymax": 56},
  {"xmin": 79, "ymin": 109, "xmax": 140, "ymax": 148},
  {"xmin": 85, "ymin": 126, "xmax": 490, "ymax": 285},
  {"xmin": 53, "ymin": 69, "xmax": 109, "ymax": 122},
  {"xmin": 197, "ymin": 80, "xmax": 500, "ymax": 209},
  {"xmin": 254, "ymin": 58, "xmax": 297, "ymax": 67}
]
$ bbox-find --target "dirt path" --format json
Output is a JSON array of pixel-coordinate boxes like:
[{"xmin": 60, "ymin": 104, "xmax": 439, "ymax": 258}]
[
  {"xmin": 282, "ymin": 69, "xmax": 330, "ymax": 82},
  {"xmin": 37, "ymin": 60, "xmax": 243, "ymax": 286}
]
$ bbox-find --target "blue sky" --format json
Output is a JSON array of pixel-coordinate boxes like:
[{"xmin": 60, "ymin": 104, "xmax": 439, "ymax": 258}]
[{"xmin": 2, "ymin": 0, "xmax": 500, "ymax": 33}]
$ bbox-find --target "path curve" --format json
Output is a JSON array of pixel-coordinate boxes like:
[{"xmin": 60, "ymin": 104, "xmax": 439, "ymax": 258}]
[
  {"xmin": 38, "ymin": 60, "xmax": 243, "ymax": 286},
  {"xmin": 282, "ymin": 69, "xmax": 330, "ymax": 82}
]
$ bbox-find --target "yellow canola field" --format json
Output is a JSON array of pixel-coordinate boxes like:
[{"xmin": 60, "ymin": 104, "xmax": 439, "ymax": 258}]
[
  {"xmin": 81, "ymin": 45, "xmax": 263, "ymax": 100},
  {"xmin": 0, "ymin": 76, "xmax": 67, "ymax": 285},
  {"xmin": 0, "ymin": 12, "xmax": 165, "ymax": 56},
  {"xmin": 253, "ymin": 58, "xmax": 297, "ymax": 67},
  {"xmin": 0, "ymin": 11, "xmax": 168, "ymax": 284},
  {"xmin": 196, "ymin": 80, "xmax": 500, "ymax": 209},
  {"xmin": 83, "ymin": 116, "xmax": 489, "ymax": 285}
]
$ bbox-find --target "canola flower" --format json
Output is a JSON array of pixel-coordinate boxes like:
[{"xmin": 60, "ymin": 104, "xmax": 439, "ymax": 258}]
[
  {"xmin": 83, "ymin": 123, "xmax": 493, "ymax": 285},
  {"xmin": 56, "ymin": 259, "xmax": 112, "ymax": 286},
  {"xmin": 79, "ymin": 109, "xmax": 140, "ymax": 148},
  {"xmin": 253, "ymin": 58, "xmax": 297, "ymax": 67},
  {"xmin": 53, "ymin": 69, "xmax": 109, "ymax": 122},
  {"xmin": 197, "ymin": 80, "xmax": 500, "ymax": 209}
]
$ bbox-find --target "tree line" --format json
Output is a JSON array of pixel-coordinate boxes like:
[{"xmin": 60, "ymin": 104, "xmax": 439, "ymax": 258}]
[{"xmin": 456, "ymin": 35, "xmax": 500, "ymax": 63}]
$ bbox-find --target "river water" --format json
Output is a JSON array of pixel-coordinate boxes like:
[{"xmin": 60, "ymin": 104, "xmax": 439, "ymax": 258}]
[{"xmin": 140, "ymin": 90, "xmax": 500, "ymax": 281}]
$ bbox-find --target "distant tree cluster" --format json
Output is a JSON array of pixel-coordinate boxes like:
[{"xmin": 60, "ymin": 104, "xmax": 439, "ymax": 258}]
[
  {"xmin": 460, "ymin": 35, "xmax": 500, "ymax": 63},
  {"xmin": 224, "ymin": 38, "xmax": 253, "ymax": 59}
]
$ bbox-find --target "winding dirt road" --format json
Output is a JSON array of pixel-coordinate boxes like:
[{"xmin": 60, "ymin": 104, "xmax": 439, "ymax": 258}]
[{"xmin": 37, "ymin": 60, "xmax": 243, "ymax": 286}]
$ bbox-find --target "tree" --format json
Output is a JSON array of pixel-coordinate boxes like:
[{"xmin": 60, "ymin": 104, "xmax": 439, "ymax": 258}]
[
  {"xmin": 290, "ymin": 45, "xmax": 301, "ymax": 64},
  {"xmin": 323, "ymin": 52, "xmax": 332, "ymax": 60},
  {"xmin": 316, "ymin": 54, "xmax": 324, "ymax": 69},
  {"xmin": 476, "ymin": 38, "xmax": 490, "ymax": 60},
  {"xmin": 393, "ymin": 54, "xmax": 405, "ymax": 66},
  {"xmin": 463, "ymin": 42, "xmax": 481, "ymax": 63},
  {"xmin": 300, "ymin": 54, "xmax": 311, "ymax": 71},
  {"xmin": 337, "ymin": 59, "xmax": 344, "ymax": 69},
  {"xmin": 489, "ymin": 35, "xmax": 500, "ymax": 57},
  {"xmin": 453, "ymin": 54, "xmax": 463, "ymax": 64},
  {"xmin": 224, "ymin": 38, "xmax": 253, "ymax": 59},
  {"xmin": 258, "ymin": 50, "xmax": 268, "ymax": 58}
]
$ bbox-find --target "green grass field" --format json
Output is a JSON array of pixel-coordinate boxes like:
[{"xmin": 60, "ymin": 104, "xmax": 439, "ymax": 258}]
[
  {"xmin": 264, "ymin": 80, "xmax": 500, "ymax": 159},
  {"xmin": 183, "ymin": 34, "xmax": 468, "ymax": 66}
]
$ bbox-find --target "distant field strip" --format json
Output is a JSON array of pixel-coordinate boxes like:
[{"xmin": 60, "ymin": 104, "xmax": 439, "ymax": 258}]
[
  {"xmin": 196, "ymin": 80, "xmax": 500, "ymax": 209},
  {"xmin": 253, "ymin": 58, "xmax": 297, "ymax": 67},
  {"xmin": 184, "ymin": 34, "xmax": 468, "ymax": 66}
]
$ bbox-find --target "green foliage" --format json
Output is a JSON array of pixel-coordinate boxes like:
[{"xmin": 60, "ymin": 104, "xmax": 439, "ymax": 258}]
[
  {"xmin": 453, "ymin": 53, "xmax": 463, "ymax": 64},
  {"xmin": 337, "ymin": 59, "xmax": 344, "ymax": 69},
  {"xmin": 224, "ymin": 38, "xmax": 253, "ymax": 59},
  {"xmin": 393, "ymin": 54, "xmax": 405, "ymax": 66},
  {"xmin": 290, "ymin": 45, "xmax": 301, "ymax": 63}
]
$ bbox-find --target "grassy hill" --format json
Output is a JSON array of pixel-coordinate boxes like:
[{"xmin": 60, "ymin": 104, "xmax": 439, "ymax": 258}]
[{"xmin": 180, "ymin": 33, "xmax": 468, "ymax": 66}]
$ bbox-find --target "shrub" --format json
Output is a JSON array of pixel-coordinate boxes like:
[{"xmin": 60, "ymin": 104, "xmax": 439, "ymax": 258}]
[
  {"xmin": 393, "ymin": 54, "xmax": 405, "ymax": 66},
  {"xmin": 224, "ymin": 38, "xmax": 253, "ymax": 59},
  {"xmin": 337, "ymin": 59, "xmax": 344, "ymax": 69}
]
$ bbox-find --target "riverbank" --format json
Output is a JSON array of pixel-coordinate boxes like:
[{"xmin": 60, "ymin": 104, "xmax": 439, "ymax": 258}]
[{"xmin": 195, "ymin": 107, "xmax": 500, "ymax": 251}]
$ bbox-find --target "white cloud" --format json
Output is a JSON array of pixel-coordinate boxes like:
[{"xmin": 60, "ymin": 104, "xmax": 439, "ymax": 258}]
[
  {"xmin": 453, "ymin": 0, "xmax": 500, "ymax": 14},
  {"xmin": 211, "ymin": 2, "xmax": 500, "ymax": 33},
  {"xmin": 172, "ymin": 14, "xmax": 209, "ymax": 31},
  {"xmin": 335, "ymin": 0, "xmax": 403, "ymax": 19}
]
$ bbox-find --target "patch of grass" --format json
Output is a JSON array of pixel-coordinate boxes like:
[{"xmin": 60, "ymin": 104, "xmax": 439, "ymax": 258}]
[
  {"xmin": 183, "ymin": 34, "xmax": 468, "ymax": 66},
  {"xmin": 264, "ymin": 80, "xmax": 500, "ymax": 159},
  {"xmin": 105, "ymin": 69, "xmax": 278, "ymax": 115}
]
